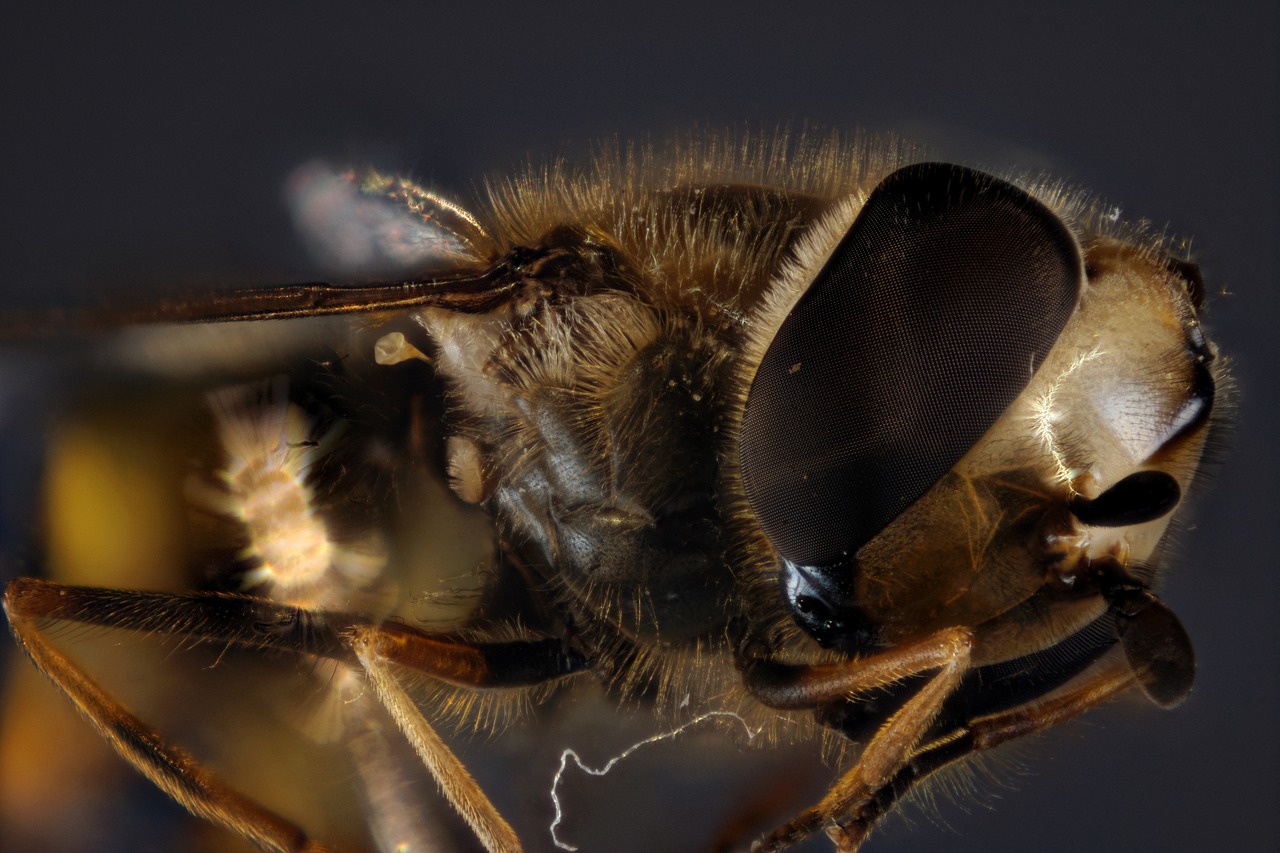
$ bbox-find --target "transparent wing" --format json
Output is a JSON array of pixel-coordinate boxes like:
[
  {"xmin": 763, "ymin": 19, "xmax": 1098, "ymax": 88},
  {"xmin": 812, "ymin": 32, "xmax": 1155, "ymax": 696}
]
[
  {"xmin": 286, "ymin": 161, "xmax": 489, "ymax": 278},
  {"xmin": 2, "ymin": 163, "xmax": 508, "ymax": 336}
]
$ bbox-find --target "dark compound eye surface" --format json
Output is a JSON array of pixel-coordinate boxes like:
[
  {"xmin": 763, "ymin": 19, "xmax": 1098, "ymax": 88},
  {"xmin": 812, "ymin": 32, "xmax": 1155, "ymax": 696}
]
[{"xmin": 740, "ymin": 163, "xmax": 1083, "ymax": 567}]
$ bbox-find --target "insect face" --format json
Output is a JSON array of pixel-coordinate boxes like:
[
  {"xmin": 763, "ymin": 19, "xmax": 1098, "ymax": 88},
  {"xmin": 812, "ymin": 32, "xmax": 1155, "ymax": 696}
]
[{"xmin": 850, "ymin": 242, "xmax": 1213, "ymax": 672}]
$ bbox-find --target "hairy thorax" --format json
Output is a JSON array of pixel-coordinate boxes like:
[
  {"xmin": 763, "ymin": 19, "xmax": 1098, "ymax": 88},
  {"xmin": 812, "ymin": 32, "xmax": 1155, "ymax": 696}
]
[{"xmin": 421, "ymin": 279, "xmax": 738, "ymax": 651}]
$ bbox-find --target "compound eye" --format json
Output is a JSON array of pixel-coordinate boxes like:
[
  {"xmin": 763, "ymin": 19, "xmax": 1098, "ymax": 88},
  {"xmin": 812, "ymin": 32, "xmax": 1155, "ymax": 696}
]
[{"xmin": 740, "ymin": 163, "xmax": 1084, "ymax": 568}]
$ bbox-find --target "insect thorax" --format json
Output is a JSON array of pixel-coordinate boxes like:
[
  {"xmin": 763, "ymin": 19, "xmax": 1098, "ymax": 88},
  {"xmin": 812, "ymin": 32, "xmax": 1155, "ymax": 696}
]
[{"xmin": 421, "ymin": 283, "xmax": 742, "ymax": 653}]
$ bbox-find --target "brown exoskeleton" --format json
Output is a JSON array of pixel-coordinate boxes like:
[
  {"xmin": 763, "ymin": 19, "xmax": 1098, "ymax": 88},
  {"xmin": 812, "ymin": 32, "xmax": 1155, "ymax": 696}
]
[{"xmin": 1, "ymin": 135, "xmax": 1224, "ymax": 852}]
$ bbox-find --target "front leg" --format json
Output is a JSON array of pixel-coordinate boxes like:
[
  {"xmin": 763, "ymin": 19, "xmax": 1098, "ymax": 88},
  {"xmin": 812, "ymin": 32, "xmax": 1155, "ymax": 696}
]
[
  {"xmin": 844, "ymin": 656, "xmax": 1139, "ymax": 844},
  {"xmin": 743, "ymin": 627, "xmax": 974, "ymax": 851}
]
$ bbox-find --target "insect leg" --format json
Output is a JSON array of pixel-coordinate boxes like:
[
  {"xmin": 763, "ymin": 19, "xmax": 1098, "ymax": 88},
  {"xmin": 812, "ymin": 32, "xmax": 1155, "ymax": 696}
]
[
  {"xmin": 324, "ymin": 661, "xmax": 467, "ymax": 852},
  {"xmin": 5, "ymin": 578, "xmax": 587, "ymax": 853},
  {"xmin": 744, "ymin": 627, "xmax": 973, "ymax": 852},
  {"xmin": 345, "ymin": 622, "xmax": 586, "ymax": 853},
  {"xmin": 347, "ymin": 626, "xmax": 515, "ymax": 853},
  {"xmin": 843, "ymin": 657, "xmax": 1139, "ymax": 844},
  {"xmin": 4, "ymin": 578, "xmax": 582, "ymax": 679},
  {"xmin": 744, "ymin": 628, "xmax": 974, "ymax": 710},
  {"xmin": 3, "ymin": 580, "xmax": 327, "ymax": 853}
]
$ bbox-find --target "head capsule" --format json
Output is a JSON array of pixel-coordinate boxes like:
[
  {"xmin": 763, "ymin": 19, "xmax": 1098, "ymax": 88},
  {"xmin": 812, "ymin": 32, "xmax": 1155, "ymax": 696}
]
[{"xmin": 739, "ymin": 163, "xmax": 1218, "ymax": 700}]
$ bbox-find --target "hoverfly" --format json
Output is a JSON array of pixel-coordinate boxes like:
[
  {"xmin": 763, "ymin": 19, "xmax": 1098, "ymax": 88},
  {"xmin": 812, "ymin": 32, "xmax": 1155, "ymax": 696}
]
[{"xmin": 1, "ymin": 133, "xmax": 1224, "ymax": 852}]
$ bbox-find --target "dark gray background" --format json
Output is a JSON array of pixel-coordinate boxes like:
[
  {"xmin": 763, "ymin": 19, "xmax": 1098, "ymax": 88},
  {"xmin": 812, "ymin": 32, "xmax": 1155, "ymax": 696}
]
[{"xmin": 1, "ymin": 2, "xmax": 1276, "ymax": 852}]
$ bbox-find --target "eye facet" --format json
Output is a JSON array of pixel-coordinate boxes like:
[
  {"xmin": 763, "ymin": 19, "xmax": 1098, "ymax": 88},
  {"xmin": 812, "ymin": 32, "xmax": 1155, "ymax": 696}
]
[{"xmin": 740, "ymin": 163, "xmax": 1084, "ymax": 571}]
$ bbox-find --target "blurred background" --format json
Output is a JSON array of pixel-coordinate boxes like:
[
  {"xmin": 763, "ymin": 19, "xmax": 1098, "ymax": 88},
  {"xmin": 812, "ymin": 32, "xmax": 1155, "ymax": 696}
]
[{"xmin": 0, "ymin": 2, "xmax": 1276, "ymax": 851}]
